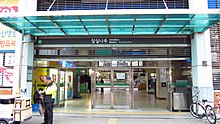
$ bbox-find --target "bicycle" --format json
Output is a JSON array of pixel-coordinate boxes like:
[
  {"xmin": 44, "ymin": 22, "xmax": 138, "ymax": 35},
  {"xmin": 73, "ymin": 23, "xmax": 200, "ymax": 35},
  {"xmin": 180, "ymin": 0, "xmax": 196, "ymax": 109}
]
[{"xmin": 189, "ymin": 91, "xmax": 217, "ymax": 124}]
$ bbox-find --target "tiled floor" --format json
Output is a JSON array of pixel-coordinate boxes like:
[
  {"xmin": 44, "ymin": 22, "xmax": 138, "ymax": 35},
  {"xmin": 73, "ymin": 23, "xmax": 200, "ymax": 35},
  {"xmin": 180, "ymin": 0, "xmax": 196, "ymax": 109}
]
[
  {"xmin": 24, "ymin": 113, "xmax": 208, "ymax": 124},
  {"xmin": 54, "ymin": 90, "xmax": 168, "ymax": 113},
  {"xmin": 30, "ymin": 90, "xmax": 212, "ymax": 124}
]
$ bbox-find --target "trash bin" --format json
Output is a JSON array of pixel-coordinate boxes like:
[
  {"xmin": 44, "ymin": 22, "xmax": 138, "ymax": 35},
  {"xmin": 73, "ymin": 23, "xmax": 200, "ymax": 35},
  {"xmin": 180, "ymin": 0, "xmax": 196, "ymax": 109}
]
[
  {"xmin": 32, "ymin": 103, "xmax": 39, "ymax": 112},
  {"xmin": 173, "ymin": 92, "xmax": 192, "ymax": 111}
]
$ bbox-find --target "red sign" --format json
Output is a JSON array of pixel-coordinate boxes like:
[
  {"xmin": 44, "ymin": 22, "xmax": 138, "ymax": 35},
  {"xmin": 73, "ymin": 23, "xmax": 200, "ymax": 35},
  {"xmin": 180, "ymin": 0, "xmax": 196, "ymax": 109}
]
[
  {"xmin": 0, "ymin": 1, "xmax": 19, "ymax": 51},
  {"xmin": 0, "ymin": 0, "xmax": 18, "ymax": 13},
  {"xmin": 0, "ymin": 6, "xmax": 18, "ymax": 13}
]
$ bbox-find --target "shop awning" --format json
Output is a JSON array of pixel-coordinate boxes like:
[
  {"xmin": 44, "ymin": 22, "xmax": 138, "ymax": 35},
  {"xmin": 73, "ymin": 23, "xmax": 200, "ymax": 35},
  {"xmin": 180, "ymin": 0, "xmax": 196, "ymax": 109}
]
[{"xmin": 1, "ymin": 9, "xmax": 220, "ymax": 36}]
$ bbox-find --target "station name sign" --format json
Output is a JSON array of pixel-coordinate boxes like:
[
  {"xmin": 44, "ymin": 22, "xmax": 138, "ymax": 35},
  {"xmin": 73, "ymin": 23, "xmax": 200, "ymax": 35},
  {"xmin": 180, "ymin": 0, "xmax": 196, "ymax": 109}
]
[
  {"xmin": 38, "ymin": 38, "xmax": 188, "ymax": 45},
  {"xmin": 91, "ymin": 38, "xmax": 132, "ymax": 44}
]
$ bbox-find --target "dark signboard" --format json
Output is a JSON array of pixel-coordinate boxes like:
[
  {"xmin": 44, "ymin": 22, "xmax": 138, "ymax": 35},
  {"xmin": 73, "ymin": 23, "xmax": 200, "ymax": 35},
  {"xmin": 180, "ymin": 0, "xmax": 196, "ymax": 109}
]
[{"xmin": 38, "ymin": 38, "xmax": 188, "ymax": 45}]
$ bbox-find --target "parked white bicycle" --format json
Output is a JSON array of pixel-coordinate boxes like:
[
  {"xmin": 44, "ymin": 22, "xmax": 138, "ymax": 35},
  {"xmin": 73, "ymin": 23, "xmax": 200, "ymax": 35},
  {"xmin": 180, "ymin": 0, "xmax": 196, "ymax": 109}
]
[{"xmin": 189, "ymin": 91, "xmax": 217, "ymax": 124}]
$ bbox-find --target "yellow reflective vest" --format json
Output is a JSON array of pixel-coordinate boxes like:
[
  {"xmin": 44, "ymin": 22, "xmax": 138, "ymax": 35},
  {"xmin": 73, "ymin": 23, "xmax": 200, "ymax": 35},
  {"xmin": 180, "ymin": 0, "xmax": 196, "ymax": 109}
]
[{"xmin": 45, "ymin": 82, "xmax": 57, "ymax": 99}]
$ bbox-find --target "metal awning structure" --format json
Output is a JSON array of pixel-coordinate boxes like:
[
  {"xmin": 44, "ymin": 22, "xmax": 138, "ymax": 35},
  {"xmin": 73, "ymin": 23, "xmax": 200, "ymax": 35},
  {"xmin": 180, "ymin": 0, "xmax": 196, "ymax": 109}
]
[{"xmin": 1, "ymin": 9, "xmax": 220, "ymax": 36}]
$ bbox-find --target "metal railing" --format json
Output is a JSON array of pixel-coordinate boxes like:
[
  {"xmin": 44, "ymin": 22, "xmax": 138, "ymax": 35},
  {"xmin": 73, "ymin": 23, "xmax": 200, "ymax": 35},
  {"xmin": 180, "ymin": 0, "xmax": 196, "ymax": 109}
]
[
  {"xmin": 208, "ymin": 0, "xmax": 219, "ymax": 9},
  {"xmin": 35, "ymin": 47, "xmax": 191, "ymax": 59},
  {"xmin": 37, "ymin": 0, "xmax": 189, "ymax": 11}
]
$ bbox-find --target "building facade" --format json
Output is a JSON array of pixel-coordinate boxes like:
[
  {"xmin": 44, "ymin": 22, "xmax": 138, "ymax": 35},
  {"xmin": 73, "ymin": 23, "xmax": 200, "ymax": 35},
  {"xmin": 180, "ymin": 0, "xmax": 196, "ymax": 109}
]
[{"xmin": 0, "ymin": 0, "xmax": 220, "ymax": 110}]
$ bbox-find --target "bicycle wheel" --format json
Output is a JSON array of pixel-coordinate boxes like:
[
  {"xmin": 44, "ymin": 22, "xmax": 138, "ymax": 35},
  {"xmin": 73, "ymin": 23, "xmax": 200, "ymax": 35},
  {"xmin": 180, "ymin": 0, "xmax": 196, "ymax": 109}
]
[
  {"xmin": 206, "ymin": 105, "xmax": 217, "ymax": 124},
  {"xmin": 189, "ymin": 103, "xmax": 205, "ymax": 119},
  {"xmin": 0, "ymin": 121, "xmax": 7, "ymax": 124}
]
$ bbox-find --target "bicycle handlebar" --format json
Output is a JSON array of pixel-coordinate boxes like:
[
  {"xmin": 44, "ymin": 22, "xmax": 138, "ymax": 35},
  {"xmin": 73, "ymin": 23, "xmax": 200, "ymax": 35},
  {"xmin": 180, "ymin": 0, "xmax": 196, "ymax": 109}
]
[{"xmin": 192, "ymin": 91, "xmax": 200, "ymax": 98}]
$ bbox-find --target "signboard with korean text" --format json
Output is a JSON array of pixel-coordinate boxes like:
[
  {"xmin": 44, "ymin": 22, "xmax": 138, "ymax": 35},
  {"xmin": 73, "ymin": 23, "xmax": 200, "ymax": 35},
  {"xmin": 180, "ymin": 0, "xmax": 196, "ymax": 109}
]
[
  {"xmin": 0, "ymin": 0, "xmax": 18, "ymax": 13},
  {"xmin": 0, "ymin": 0, "xmax": 18, "ymax": 52},
  {"xmin": 27, "ymin": 66, "xmax": 33, "ymax": 82},
  {"xmin": 0, "ymin": 24, "xmax": 17, "ymax": 52},
  {"xmin": 39, "ymin": 38, "xmax": 188, "ymax": 45},
  {"xmin": 116, "ymin": 73, "xmax": 126, "ymax": 80},
  {"xmin": 4, "ymin": 53, "xmax": 15, "ymax": 66},
  {"xmin": 132, "ymin": 61, "xmax": 138, "ymax": 66},
  {"xmin": 0, "ymin": 53, "xmax": 4, "ymax": 66}
]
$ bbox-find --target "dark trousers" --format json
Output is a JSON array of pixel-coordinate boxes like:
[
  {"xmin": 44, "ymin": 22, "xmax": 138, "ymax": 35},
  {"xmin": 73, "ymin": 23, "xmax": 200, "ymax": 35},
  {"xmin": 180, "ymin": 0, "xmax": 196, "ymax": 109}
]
[
  {"xmin": 88, "ymin": 83, "xmax": 91, "ymax": 93},
  {"xmin": 44, "ymin": 102, "xmax": 54, "ymax": 124},
  {"xmin": 101, "ymin": 88, "xmax": 104, "ymax": 93}
]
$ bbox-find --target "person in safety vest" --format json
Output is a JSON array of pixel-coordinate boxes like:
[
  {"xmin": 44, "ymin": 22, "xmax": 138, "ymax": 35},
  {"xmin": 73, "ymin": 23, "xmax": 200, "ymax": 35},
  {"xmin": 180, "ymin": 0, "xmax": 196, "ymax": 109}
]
[{"xmin": 41, "ymin": 76, "xmax": 57, "ymax": 124}]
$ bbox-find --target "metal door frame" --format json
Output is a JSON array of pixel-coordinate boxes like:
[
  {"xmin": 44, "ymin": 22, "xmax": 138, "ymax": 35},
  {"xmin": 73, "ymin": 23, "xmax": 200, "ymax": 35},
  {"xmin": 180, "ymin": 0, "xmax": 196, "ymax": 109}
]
[{"xmin": 91, "ymin": 67, "xmax": 134, "ymax": 109}]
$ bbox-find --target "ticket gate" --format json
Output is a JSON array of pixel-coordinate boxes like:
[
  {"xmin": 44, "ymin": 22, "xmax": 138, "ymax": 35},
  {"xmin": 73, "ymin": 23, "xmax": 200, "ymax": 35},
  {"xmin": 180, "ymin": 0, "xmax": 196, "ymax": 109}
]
[{"xmin": 91, "ymin": 67, "xmax": 134, "ymax": 109}]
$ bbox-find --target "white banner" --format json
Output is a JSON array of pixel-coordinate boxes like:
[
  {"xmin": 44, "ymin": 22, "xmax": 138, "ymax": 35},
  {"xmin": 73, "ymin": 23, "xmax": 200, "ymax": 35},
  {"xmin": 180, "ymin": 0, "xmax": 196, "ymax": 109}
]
[
  {"xmin": 5, "ymin": 53, "xmax": 15, "ymax": 66},
  {"xmin": 0, "ymin": 53, "xmax": 4, "ymax": 67}
]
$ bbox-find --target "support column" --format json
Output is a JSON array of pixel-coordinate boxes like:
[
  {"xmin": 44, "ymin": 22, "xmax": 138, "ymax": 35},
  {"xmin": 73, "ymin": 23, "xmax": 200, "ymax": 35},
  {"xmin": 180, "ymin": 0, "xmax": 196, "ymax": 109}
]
[
  {"xmin": 189, "ymin": 0, "xmax": 214, "ymax": 102},
  {"xmin": 110, "ymin": 69, "xmax": 114, "ymax": 109},
  {"xmin": 91, "ymin": 67, "xmax": 97, "ymax": 109},
  {"xmin": 13, "ymin": 0, "xmax": 37, "ymax": 97},
  {"xmin": 191, "ymin": 31, "xmax": 214, "ymax": 102},
  {"xmin": 13, "ymin": 34, "xmax": 34, "ymax": 97},
  {"xmin": 18, "ymin": 0, "xmax": 37, "ymax": 14}
]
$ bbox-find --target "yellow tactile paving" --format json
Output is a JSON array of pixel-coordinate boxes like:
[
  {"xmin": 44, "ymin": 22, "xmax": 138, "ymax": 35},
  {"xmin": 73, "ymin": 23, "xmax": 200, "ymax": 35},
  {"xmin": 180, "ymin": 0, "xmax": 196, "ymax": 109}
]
[
  {"xmin": 108, "ymin": 118, "xmax": 117, "ymax": 124},
  {"xmin": 53, "ymin": 110, "xmax": 188, "ymax": 115}
]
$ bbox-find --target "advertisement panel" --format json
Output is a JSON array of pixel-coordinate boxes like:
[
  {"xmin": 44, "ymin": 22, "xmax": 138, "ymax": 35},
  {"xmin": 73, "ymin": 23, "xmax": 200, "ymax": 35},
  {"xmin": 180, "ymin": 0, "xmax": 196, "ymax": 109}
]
[
  {"xmin": 0, "ymin": 53, "xmax": 4, "ymax": 66},
  {"xmin": 0, "ymin": 67, "xmax": 13, "ymax": 86},
  {"xmin": 35, "ymin": 68, "xmax": 49, "ymax": 85},
  {"xmin": 49, "ymin": 68, "xmax": 58, "ymax": 83},
  {"xmin": 0, "ymin": 0, "xmax": 18, "ymax": 13},
  {"xmin": 0, "ymin": 0, "xmax": 19, "ymax": 52},
  {"xmin": 214, "ymin": 91, "xmax": 220, "ymax": 108},
  {"xmin": 0, "ymin": 24, "xmax": 17, "ymax": 52},
  {"xmin": 3, "ymin": 68, "xmax": 14, "ymax": 86},
  {"xmin": 65, "ymin": 71, "xmax": 73, "ymax": 99},
  {"xmin": 4, "ymin": 53, "xmax": 15, "ymax": 66}
]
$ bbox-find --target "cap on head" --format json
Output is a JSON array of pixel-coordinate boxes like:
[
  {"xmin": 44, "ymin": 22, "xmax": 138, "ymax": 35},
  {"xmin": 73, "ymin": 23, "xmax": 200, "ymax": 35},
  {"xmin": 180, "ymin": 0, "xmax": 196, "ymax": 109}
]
[{"xmin": 46, "ymin": 76, "xmax": 52, "ymax": 80}]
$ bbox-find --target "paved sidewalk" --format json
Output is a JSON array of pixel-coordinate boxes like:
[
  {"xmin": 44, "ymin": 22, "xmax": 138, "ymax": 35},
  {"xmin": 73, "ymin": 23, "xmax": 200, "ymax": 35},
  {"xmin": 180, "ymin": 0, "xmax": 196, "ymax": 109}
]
[{"xmin": 21, "ymin": 112, "xmax": 220, "ymax": 124}]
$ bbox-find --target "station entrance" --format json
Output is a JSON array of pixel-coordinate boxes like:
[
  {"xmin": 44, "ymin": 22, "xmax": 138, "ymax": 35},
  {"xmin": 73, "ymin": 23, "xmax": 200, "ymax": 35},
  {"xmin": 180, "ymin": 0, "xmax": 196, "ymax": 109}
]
[
  {"xmin": 90, "ymin": 65, "xmax": 173, "ymax": 110},
  {"xmin": 91, "ymin": 67, "xmax": 133, "ymax": 109},
  {"xmin": 33, "ymin": 36, "xmax": 192, "ymax": 111},
  {"xmin": 33, "ymin": 60, "xmax": 191, "ymax": 111}
]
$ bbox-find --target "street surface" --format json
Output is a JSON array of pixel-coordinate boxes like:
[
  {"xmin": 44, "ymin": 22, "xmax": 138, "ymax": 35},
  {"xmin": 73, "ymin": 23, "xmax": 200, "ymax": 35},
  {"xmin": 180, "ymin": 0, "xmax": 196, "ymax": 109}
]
[{"xmin": 21, "ymin": 113, "xmax": 220, "ymax": 124}]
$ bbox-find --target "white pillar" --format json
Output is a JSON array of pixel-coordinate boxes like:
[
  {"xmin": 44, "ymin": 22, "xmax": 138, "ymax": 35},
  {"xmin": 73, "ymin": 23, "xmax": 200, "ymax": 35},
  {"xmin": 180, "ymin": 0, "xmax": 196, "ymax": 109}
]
[
  {"xmin": 14, "ymin": 34, "xmax": 34, "ymax": 97},
  {"xmin": 12, "ymin": 0, "xmax": 37, "ymax": 97},
  {"xmin": 189, "ymin": 0, "xmax": 208, "ymax": 10},
  {"xmin": 18, "ymin": 0, "xmax": 37, "ymax": 14},
  {"xmin": 156, "ymin": 61, "xmax": 168, "ymax": 99},
  {"xmin": 189, "ymin": 0, "xmax": 214, "ymax": 102},
  {"xmin": 191, "ymin": 30, "xmax": 214, "ymax": 102}
]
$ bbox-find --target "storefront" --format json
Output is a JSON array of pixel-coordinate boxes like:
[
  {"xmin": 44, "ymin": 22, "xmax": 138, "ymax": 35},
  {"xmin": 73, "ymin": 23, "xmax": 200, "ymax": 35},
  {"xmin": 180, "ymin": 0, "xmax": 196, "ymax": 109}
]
[{"xmin": 33, "ymin": 61, "xmax": 74, "ymax": 106}]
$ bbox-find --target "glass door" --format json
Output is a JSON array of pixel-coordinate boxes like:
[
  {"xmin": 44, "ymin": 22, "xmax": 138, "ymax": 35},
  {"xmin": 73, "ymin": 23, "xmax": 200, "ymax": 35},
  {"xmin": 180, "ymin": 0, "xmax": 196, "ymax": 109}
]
[
  {"xmin": 91, "ymin": 67, "xmax": 134, "ymax": 109},
  {"xmin": 91, "ymin": 67, "xmax": 112, "ymax": 108},
  {"xmin": 58, "ymin": 70, "xmax": 65, "ymax": 107},
  {"xmin": 113, "ymin": 68, "xmax": 134, "ymax": 109}
]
